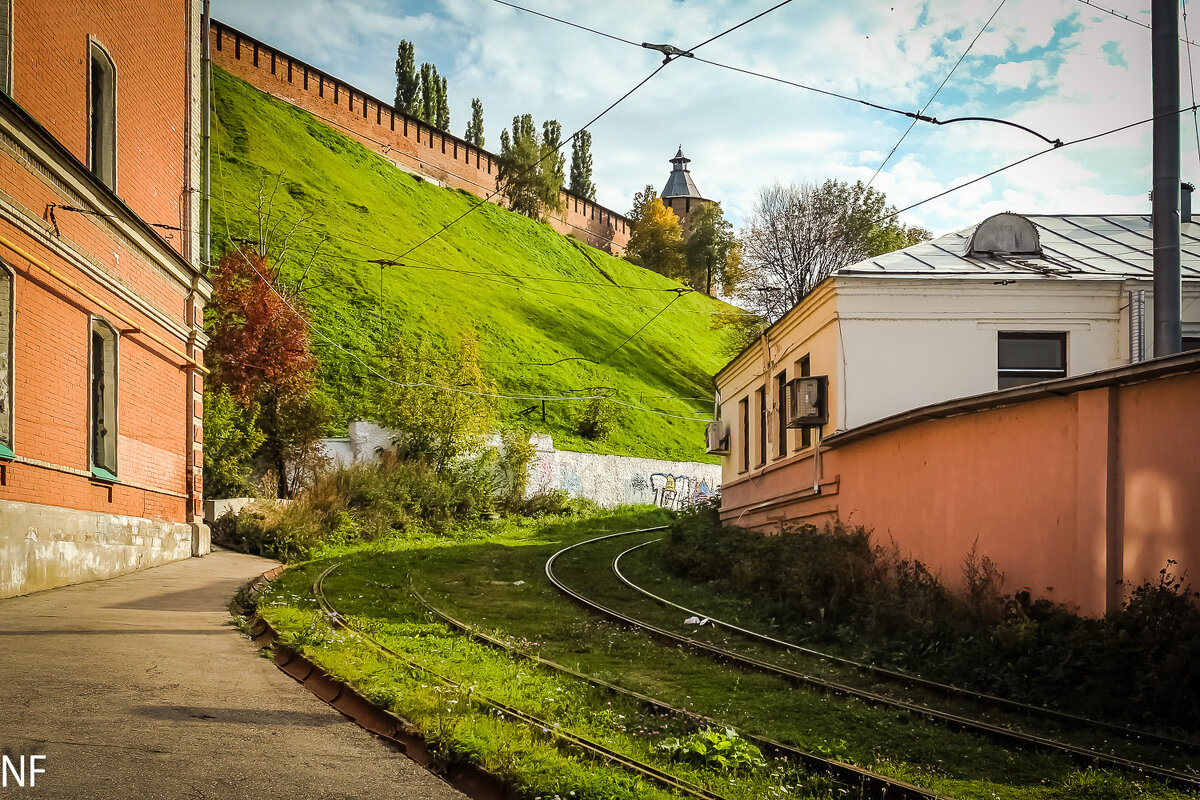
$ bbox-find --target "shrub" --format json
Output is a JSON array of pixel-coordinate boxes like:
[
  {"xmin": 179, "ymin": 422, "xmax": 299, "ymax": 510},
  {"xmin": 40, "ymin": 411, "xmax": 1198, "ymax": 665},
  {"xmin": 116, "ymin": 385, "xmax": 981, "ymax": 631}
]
[
  {"xmin": 574, "ymin": 396, "xmax": 616, "ymax": 441},
  {"xmin": 655, "ymin": 728, "xmax": 766, "ymax": 773}
]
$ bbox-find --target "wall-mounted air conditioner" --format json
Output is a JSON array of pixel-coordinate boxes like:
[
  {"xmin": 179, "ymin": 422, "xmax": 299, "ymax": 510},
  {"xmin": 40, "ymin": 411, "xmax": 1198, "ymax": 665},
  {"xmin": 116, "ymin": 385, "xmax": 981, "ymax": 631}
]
[
  {"xmin": 705, "ymin": 421, "xmax": 729, "ymax": 454},
  {"xmin": 786, "ymin": 376, "xmax": 828, "ymax": 428}
]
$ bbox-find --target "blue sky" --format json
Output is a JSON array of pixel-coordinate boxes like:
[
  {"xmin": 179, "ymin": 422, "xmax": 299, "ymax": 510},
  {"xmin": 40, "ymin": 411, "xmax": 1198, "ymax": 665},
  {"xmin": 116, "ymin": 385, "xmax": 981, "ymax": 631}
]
[{"xmin": 211, "ymin": 0, "xmax": 1196, "ymax": 235}]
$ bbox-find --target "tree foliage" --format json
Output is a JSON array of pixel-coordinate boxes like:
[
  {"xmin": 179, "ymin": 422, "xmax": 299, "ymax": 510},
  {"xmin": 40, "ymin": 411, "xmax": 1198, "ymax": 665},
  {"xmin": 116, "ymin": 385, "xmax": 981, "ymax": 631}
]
[
  {"xmin": 436, "ymin": 75, "xmax": 450, "ymax": 130},
  {"xmin": 737, "ymin": 180, "xmax": 930, "ymax": 320},
  {"xmin": 202, "ymin": 387, "xmax": 265, "ymax": 498},
  {"xmin": 375, "ymin": 333, "xmax": 496, "ymax": 473},
  {"xmin": 419, "ymin": 63, "xmax": 441, "ymax": 125},
  {"xmin": 625, "ymin": 196, "xmax": 685, "ymax": 280},
  {"xmin": 394, "ymin": 40, "xmax": 419, "ymax": 116},
  {"xmin": 684, "ymin": 202, "xmax": 742, "ymax": 296},
  {"xmin": 464, "ymin": 97, "xmax": 484, "ymax": 147},
  {"xmin": 206, "ymin": 249, "xmax": 326, "ymax": 498},
  {"xmin": 569, "ymin": 130, "xmax": 595, "ymax": 200},
  {"xmin": 496, "ymin": 114, "xmax": 564, "ymax": 220}
]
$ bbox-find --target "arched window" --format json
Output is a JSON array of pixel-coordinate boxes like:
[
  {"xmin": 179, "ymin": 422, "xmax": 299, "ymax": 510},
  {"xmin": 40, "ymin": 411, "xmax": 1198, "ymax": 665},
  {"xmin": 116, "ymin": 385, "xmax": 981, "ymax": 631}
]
[
  {"xmin": 88, "ymin": 38, "xmax": 117, "ymax": 189},
  {"xmin": 89, "ymin": 318, "xmax": 118, "ymax": 479},
  {"xmin": 0, "ymin": 260, "xmax": 12, "ymax": 457}
]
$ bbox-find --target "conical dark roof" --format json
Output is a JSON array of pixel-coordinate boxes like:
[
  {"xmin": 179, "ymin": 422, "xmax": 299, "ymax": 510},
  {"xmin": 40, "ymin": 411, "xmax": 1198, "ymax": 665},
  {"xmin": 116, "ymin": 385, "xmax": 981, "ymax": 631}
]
[{"xmin": 661, "ymin": 146, "xmax": 704, "ymax": 200}]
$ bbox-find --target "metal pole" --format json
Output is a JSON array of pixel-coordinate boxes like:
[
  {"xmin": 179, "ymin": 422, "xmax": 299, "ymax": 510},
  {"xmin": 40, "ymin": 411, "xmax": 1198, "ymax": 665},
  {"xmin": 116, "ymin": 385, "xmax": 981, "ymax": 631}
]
[
  {"xmin": 200, "ymin": 0, "xmax": 212, "ymax": 271},
  {"xmin": 1153, "ymin": 0, "xmax": 1182, "ymax": 356}
]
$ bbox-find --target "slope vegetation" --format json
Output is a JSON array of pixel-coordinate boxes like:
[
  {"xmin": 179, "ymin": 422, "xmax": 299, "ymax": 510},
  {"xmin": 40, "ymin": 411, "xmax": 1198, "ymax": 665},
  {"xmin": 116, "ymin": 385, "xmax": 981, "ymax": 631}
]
[{"xmin": 212, "ymin": 68, "xmax": 737, "ymax": 462}]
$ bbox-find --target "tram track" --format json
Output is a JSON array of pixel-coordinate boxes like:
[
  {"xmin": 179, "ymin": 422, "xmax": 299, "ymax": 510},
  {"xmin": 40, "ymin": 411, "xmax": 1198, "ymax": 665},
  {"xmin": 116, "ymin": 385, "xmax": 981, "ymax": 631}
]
[
  {"xmin": 612, "ymin": 537, "xmax": 1200, "ymax": 755},
  {"xmin": 410, "ymin": 584, "xmax": 946, "ymax": 800},
  {"xmin": 545, "ymin": 527, "xmax": 1200, "ymax": 792},
  {"xmin": 310, "ymin": 562, "xmax": 734, "ymax": 800}
]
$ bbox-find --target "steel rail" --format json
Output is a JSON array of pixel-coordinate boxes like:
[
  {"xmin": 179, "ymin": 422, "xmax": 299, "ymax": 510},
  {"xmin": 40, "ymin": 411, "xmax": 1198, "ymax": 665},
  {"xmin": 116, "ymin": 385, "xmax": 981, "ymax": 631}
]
[
  {"xmin": 411, "ymin": 585, "xmax": 948, "ymax": 800},
  {"xmin": 613, "ymin": 538, "xmax": 1200, "ymax": 754},
  {"xmin": 546, "ymin": 530, "xmax": 1200, "ymax": 791},
  {"xmin": 310, "ymin": 563, "xmax": 731, "ymax": 800}
]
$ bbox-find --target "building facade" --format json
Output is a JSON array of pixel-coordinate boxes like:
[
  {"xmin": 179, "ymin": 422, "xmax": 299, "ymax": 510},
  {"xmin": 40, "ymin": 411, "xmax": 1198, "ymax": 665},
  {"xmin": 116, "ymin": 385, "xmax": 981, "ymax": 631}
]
[
  {"xmin": 0, "ymin": 0, "xmax": 210, "ymax": 597},
  {"xmin": 711, "ymin": 212, "xmax": 1200, "ymax": 613}
]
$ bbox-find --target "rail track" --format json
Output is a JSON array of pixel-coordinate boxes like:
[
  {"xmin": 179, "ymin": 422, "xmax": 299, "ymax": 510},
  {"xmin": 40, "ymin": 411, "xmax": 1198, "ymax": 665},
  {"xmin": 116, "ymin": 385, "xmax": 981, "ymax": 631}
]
[
  {"xmin": 410, "ymin": 585, "xmax": 946, "ymax": 800},
  {"xmin": 612, "ymin": 536, "xmax": 1200, "ymax": 755},
  {"xmin": 311, "ymin": 563, "xmax": 733, "ymax": 800},
  {"xmin": 545, "ymin": 527, "xmax": 1200, "ymax": 792}
]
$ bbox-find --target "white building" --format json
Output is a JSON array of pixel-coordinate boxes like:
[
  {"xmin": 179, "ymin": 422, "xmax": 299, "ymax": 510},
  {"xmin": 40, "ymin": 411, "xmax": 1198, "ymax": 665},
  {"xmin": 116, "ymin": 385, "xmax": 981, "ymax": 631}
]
[{"xmin": 714, "ymin": 211, "xmax": 1200, "ymax": 481}]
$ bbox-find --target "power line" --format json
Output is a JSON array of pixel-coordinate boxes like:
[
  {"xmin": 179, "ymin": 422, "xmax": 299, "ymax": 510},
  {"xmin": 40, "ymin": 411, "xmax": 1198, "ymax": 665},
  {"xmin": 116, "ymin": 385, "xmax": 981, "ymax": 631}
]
[
  {"xmin": 1185, "ymin": 0, "xmax": 1200, "ymax": 168},
  {"xmin": 491, "ymin": 0, "xmax": 638, "ymax": 46},
  {"xmin": 877, "ymin": 103, "xmax": 1200, "ymax": 224},
  {"xmin": 866, "ymin": 0, "xmax": 1009, "ymax": 191},
  {"xmin": 1071, "ymin": 0, "xmax": 1200, "ymax": 47},
  {"xmin": 687, "ymin": 0, "xmax": 797, "ymax": 52}
]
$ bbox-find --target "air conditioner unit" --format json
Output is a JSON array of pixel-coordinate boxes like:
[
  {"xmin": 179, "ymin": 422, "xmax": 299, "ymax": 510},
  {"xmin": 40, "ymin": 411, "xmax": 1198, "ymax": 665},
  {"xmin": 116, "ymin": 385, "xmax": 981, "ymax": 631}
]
[
  {"xmin": 786, "ymin": 376, "xmax": 828, "ymax": 428},
  {"xmin": 705, "ymin": 421, "xmax": 730, "ymax": 454}
]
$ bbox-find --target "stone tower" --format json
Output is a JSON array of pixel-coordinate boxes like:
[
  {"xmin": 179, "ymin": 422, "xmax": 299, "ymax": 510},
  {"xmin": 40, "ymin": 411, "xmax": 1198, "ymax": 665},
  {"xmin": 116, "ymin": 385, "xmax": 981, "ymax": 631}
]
[{"xmin": 660, "ymin": 146, "xmax": 709, "ymax": 233}]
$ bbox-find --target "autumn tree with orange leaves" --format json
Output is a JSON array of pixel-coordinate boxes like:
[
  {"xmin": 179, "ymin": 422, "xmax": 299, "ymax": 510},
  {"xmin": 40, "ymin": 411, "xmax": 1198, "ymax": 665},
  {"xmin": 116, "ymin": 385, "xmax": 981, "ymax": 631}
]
[{"xmin": 206, "ymin": 250, "xmax": 327, "ymax": 498}]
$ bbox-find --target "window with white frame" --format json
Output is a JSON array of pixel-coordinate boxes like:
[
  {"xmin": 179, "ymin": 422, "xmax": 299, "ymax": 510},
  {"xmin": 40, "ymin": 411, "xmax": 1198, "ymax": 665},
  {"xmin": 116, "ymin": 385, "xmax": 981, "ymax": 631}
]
[
  {"xmin": 90, "ymin": 318, "xmax": 117, "ymax": 479},
  {"xmin": 998, "ymin": 332, "xmax": 1067, "ymax": 389},
  {"xmin": 88, "ymin": 39, "xmax": 116, "ymax": 189}
]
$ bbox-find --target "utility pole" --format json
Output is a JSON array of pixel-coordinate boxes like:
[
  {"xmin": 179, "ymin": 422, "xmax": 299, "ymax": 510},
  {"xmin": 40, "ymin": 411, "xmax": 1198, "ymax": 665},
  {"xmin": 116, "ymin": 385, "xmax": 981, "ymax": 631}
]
[{"xmin": 1153, "ymin": 0, "xmax": 1182, "ymax": 356}]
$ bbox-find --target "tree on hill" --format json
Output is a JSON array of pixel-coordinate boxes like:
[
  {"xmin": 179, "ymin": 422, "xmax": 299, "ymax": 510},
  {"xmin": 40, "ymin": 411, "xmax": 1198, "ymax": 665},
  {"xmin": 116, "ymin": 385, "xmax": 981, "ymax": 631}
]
[
  {"xmin": 206, "ymin": 249, "xmax": 327, "ymax": 498},
  {"xmin": 625, "ymin": 197, "xmax": 685, "ymax": 280},
  {"xmin": 627, "ymin": 184, "xmax": 658, "ymax": 225},
  {"xmin": 685, "ymin": 202, "xmax": 742, "ymax": 296},
  {"xmin": 436, "ymin": 75, "xmax": 451, "ymax": 130},
  {"xmin": 737, "ymin": 180, "xmax": 930, "ymax": 321},
  {"xmin": 496, "ymin": 114, "xmax": 565, "ymax": 220},
  {"xmin": 394, "ymin": 41, "xmax": 419, "ymax": 116},
  {"xmin": 419, "ymin": 63, "xmax": 440, "ymax": 125},
  {"xmin": 465, "ymin": 98, "xmax": 484, "ymax": 147},
  {"xmin": 376, "ymin": 333, "xmax": 495, "ymax": 473},
  {"xmin": 569, "ymin": 130, "xmax": 595, "ymax": 200}
]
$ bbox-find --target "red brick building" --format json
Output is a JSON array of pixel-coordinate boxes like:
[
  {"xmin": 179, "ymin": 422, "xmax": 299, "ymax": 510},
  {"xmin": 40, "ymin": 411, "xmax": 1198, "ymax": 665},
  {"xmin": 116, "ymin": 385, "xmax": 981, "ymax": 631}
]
[{"xmin": 0, "ymin": 0, "xmax": 209, "ymax": 597}]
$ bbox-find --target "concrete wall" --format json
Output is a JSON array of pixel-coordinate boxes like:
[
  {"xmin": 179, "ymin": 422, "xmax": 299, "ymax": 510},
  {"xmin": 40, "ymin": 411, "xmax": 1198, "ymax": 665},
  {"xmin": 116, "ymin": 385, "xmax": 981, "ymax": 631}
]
[
  {"xmin": 720, "ymin": 355, "xmax": 1200, "ymax": 616},
  {"xmin": 1, "ymin": 498, "xmax": 194, "ymax": 597},
  {"xmin": 318, "ymin": 422, "xmax": 721, "ymax": 511},
  {"xmin": 210, "ymin": 21, "xmax": 631, "ymax": 254}
]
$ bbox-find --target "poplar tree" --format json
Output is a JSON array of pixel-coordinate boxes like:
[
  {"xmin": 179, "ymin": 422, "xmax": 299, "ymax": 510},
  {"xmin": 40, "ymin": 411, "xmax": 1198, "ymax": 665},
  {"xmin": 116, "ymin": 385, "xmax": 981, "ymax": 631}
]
[
  {"xmin": 569, "ymin": 130, "xmax": 595, "ymax": 200},
  {"xmin": 540, "ymin": 120, "xmax": 566, "ymax": 204},
  {"xmin": 418, "ymin": 63, "xmax": 439, "ymax": 124},
  {"xmin": 393, "ymin": 41, "xmax": 419, "ymax": 115},
  {"xmin": 464, "ymin": 98, "xmax": 485, "ymax": 147},
  {"xmin": 436, "ymin": 75, "xmax": 451, "ymax": 130}
]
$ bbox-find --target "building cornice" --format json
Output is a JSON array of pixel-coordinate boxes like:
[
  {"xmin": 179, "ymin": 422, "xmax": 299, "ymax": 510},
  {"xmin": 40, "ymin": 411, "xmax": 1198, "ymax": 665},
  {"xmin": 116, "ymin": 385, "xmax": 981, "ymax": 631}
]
[{"xmin": 0, "ymin": 90, "xmax": 211, "ymax": 300}]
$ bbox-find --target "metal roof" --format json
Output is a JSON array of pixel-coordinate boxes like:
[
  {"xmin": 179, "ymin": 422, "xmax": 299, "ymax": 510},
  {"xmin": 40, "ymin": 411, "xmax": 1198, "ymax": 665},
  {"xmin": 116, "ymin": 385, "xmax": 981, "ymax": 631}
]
[
  {"xmin": 661, "ymin": 147, "xmax": 705, "ymax": 200},
  {"xmin": 837, "ymin": 214, "xmax": 1200, "ymax": 280}
]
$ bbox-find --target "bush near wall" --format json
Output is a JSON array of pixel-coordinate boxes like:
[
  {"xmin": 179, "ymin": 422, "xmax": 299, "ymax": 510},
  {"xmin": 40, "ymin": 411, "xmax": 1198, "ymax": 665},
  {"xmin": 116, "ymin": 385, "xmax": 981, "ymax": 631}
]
[{"xmin": 662, "ymin": 505, "xmax": 1200, "ymax": 732}]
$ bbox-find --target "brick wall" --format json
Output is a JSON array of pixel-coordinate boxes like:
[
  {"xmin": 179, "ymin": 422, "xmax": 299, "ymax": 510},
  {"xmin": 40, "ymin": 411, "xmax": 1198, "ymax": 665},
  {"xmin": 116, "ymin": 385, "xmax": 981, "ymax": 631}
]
[
  {"xmin": 210, "ymin": 21, "xmax": 631, "ymax": 254},
  {"xmin": 0, "ymin": 0, "xmax": 204, "ymax": 529},
  {"xmin": 11, "ymin": 0, "xmax": 195, "ymax": 256}
]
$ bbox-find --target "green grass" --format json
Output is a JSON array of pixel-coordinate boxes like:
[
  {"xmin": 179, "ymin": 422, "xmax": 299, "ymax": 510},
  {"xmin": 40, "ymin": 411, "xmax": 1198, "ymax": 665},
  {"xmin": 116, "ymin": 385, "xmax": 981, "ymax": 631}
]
[
  {"xmin": 212, "ymin": 67, "xmax": 739, "ymax": 462},
  {"xmin": 255, "ymin": 512, "xmax": 1195, "ymax": 800}
]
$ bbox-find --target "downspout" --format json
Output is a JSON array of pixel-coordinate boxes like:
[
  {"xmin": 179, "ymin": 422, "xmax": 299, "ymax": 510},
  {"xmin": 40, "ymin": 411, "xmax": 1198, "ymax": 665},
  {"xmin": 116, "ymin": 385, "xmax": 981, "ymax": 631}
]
[{"xmin": 200, "ymin": 0, "xmax": 211, "ymax": 272}]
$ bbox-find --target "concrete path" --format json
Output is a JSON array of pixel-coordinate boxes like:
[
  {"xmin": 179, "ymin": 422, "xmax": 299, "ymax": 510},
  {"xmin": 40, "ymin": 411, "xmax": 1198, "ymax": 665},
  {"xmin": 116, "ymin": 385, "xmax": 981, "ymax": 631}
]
[{"xmin": 0, "ymin": 549, "xmax": 468, "ymax": 799}]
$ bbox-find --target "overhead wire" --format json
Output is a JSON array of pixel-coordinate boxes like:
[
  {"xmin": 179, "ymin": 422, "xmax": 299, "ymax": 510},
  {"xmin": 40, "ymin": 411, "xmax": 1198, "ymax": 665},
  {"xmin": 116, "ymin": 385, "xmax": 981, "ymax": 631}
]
[
  {"xmin": 1185, "ymin": 0, "xmax": 1200, "ymax": 170},
  {"xmin": 1071, "ymin": 0, "xmax": 1200, "ymax": 47},
  {"xmin": 865, "ymin": 0, "xmax": 1009, "ymax": 191}
]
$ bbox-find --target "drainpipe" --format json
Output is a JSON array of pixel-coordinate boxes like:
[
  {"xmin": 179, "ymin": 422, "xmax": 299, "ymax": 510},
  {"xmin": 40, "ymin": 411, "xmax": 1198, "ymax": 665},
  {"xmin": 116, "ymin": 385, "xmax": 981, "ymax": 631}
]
[{"xmin": 200, "ymin": 0, "xmax": 211, "ymax": 271}]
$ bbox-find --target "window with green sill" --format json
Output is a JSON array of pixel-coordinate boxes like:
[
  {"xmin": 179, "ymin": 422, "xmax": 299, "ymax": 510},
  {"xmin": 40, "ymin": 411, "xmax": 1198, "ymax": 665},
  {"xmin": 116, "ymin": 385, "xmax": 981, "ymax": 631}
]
[
  {"xmin": 0, "ymin": 259, "xmax": 12, "ymax": 458},
  {"xmin": 90, "ymin": 318, "xmax": 118, "ymax": 479}
]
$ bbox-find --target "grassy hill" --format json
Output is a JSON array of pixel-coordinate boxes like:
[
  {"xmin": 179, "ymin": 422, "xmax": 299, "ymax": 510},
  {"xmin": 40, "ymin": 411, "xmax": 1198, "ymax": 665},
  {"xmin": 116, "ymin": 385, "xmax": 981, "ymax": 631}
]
[{"xmin": 212, "ymin": 68, "xmax": 739, "ymax": 462}]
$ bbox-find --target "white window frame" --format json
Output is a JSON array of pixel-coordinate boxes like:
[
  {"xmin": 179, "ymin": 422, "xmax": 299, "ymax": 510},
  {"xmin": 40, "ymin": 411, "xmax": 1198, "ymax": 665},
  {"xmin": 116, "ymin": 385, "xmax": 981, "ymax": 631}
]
[{"xmin": 89, "ymin": 316, "xmax": 118, "ymax": 479}]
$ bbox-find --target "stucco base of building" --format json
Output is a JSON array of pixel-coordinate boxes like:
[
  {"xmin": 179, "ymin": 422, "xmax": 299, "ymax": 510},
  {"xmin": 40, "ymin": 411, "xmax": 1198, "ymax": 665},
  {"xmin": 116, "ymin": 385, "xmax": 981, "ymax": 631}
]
[
  {"xmin": 190, "ymin": 522, "xmax": 211, "ymax": 557},
  {"xmin": 0, "ymin": 499, "xmax": 194, "ymax": 598}
]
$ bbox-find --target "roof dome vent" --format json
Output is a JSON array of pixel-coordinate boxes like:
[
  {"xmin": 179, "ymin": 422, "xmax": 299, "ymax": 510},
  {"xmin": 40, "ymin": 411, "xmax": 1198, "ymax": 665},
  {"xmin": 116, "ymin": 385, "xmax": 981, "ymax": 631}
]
[{"xmin": 967, "ymin": 212, "xmax": 1041, "ymax": 257}]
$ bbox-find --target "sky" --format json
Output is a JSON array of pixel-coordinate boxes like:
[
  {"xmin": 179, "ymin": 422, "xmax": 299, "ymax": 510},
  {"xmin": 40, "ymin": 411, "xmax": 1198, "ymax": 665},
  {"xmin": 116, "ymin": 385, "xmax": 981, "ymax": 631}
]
[{"xmin": 210, "ymin": 0, "xmax": 1200, "ymax": 236}]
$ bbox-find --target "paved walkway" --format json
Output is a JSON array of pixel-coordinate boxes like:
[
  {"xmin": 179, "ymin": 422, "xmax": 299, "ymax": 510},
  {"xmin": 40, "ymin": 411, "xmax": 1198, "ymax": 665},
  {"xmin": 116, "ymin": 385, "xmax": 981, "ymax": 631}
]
[{"xmin": 0, "ymin": 549, "xmax": 467, "ymax": 799}]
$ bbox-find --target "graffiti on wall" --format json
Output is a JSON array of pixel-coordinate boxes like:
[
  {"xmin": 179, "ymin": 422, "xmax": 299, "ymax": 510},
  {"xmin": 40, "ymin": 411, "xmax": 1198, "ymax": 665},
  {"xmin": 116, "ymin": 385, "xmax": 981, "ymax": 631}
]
[{"xmin": 649, "ymin": 474, "xmax": 714, "ymax": 510}]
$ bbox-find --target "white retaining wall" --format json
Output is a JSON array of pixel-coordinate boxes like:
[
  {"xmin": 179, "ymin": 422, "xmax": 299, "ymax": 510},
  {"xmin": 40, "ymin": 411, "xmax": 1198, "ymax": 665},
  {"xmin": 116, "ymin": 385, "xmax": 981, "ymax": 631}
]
[{"xmin": 317, "ymin": 422, "xmax": 720, "ymax": 510}]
